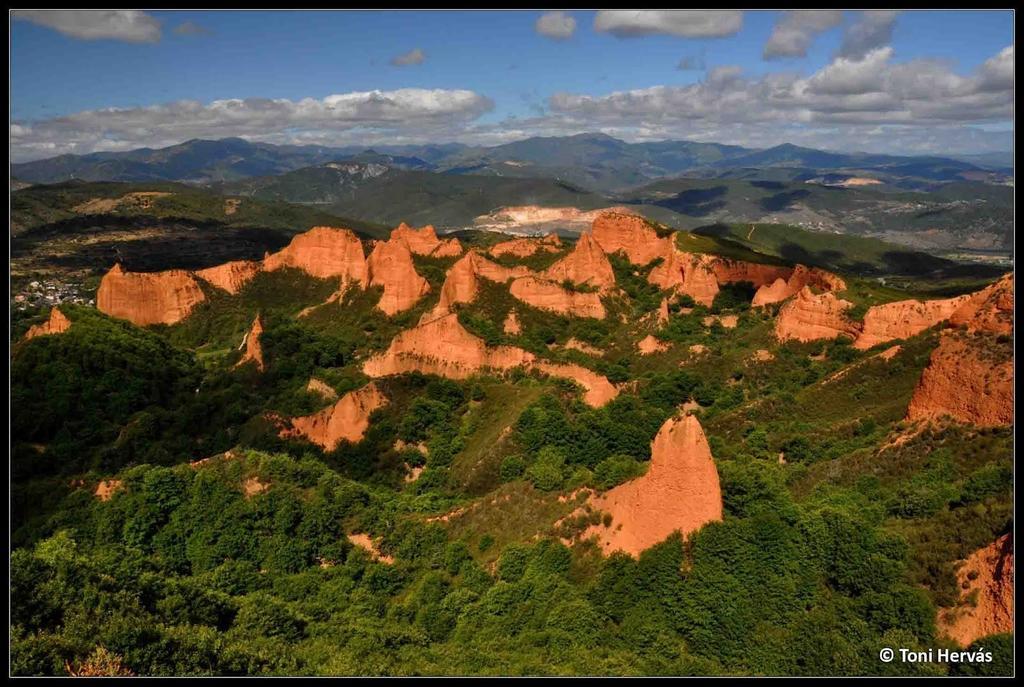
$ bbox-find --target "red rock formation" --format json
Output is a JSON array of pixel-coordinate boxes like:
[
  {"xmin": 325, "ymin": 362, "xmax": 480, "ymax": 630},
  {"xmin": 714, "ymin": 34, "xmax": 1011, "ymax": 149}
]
[
  {"xmin": 503, "ymin": 310, "xmax": 522, "ymax": 335},
  {"xmin": 363, "ymin": 313, "xmax": 617, "ymax": 407},
  {"xmin": 363, "ymin": 313, "xmax": 534, "ymax": 379},
  {"xmin": 510, "ymin": 276, "xmax": 606, "ymax": 319},
  {"xmin": 584, "ymin": 413, "xmax": 722, "ymax": 556},
  {"xmin": 195, "ymin": 260, "xmax": 261, "ymax": 294},
  {"xmin": 390, "ymin": 222, "xmax": 464, "ymax": 258},
  {"xmin": 752, "ymin": 265, "xmax": 847, "ymax": 306},
  {"xmin": 431, "ymin": 251, "xmax": 533, "ymax": 317},
  {"xmin": 306, "ymin": 377, "xmax": 338, "ymax": 401},
  {"xmin": 906, "ymin": 332, "xmax": 1013, "ymax": 427},
  {"xmin": 97, "ymin": 263, "xmax": 206, "ymax": 326},
  {"xmin": 854, "ymin": 295, "xmax": 970, "ymax": 350},
  {"xmin": 95, "ymin": 480, "xmax": 122, "ymax": 501},
  {"xmin": 591, "ymin": 212, "xmax": 672, "ymax": 265},
  {"xmin": 949, "ymin": 273, "xmax": 1013, "ymax": 335},
  {"xmin": 775, "ymin": 287, "xmax": 861, "ymax": 342},
  {"xmin": 263, "ymin": 226, "xmax": 368, "ymax": 285},
  {"xmin": 236, "ymin": 314, "xmax": 265, "ymax": 371},
  {"xmin": 648, "ymin": 250, "xmax": 720, "ymax": 306},
  {"xmin": 656, "ymin": 298, "xmax": 670, "ymax": 327},
  {"xmin": 711, "ymin": 260, "xmax": 792, "ymax": 288},
  {"xmin": 366, "ymin": 238, "xmax": 431, "ymax": 315},
  {"xmin": 562, "ymin": 338, "xmax": 603, "ymax": 356},
  {"xmin": 543, "ymin": 233, "xmax": 616, "ymax": 290},
  {"xmin": 637, "ymin": 334, "xmax": 669, "ymax": 355},
  {"xmin": 24, "ymin": 307, "xmax": 71, "ymax": 340},
  {"xmin": 533, "ymin": 361, "xmax": 619, "ymax": 407},
  {"xmin": 283, "ymin": 382, "xmax": 388, "ymax": 451},
  {"xmin": 489, "ymin": 233, "xmax": 563, "ymax": 258},
  {"xmin": 938, "ymin": 534, "xmax": 1014, "ymax": 646}
]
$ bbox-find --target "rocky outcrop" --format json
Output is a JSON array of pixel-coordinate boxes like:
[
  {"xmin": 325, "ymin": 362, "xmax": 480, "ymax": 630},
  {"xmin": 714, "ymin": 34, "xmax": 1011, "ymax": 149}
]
[
  {"xmin": 534, "ymin": 361, "xmax": 619, "ymax": 407},
  {"xmin": 543, "ymin": 233, "xmax": 616, "ymax": 290},
  {"xmin": 391, "ymin": 222, "xmax": 463, "ymax": 258},
  {"xmin": 656, "ymin": 298, "xmax": 670, "ymax": 327},
  {"xmin": 503, "ymin": 310, "xmax": 522, "ymax": 335},
  {"xmin": 562, "ymin": 338, "xmax": 603, "ymax": 356},
  {"xmin": 24, "ymin": 307, "xmax": 71, "ymax": 340},
  {"xmin": 854, "ymin": 295, "xmax": 970, "ymax": 350},
  {"xmin": 434, "ymin": 251, "xmax": 533, "ymax": 316},
  {"xmin": 97, "ymin": 264, "xmax": 206, "ymax": 326},
  {"xmin": 711, "ymin": 260, "xmax": 792, "ymax": 288},
  {"xmin": 364, "ymin": 313, "xmax": 534, "ymax": 380},
  {"xmin": 637, "ymin": 334, "xmax": 669, "ymax": 355},
  {"xmin": 235, "ymin": 314, "xmax": 265, "ymax": 371},
  {"xmin": 363, "ymin": 313, "xmax": 616, "ymax": 407},
  {"xmin": 195, "ymin": 260, "xmax": 261, "ymax": 294},
  {"xmin": 775, "ymin": 287, "xmax": 860, "ymax": 342},
  {"xmin": 510, "ymin": 276, "xmax": 606, "ymax": 319},
  {"xmin": 938, "ymin": 534, "xmax": 1014, "ymax": 646},
  {"xmin": 648, "ymin": 250, "xmax": 720, "ymax": 306},
  {"xmin": 367, "ymin": 238, "xmax": 431, "ymax": 315},
  {"xmin": 306, "ymin": 377, "xmax": 338, "ymax": 401},
  {"xmin": 948, "ymin": 273, "xmax": 1013, "ymax": 335},
  {"xmin": 584, "ymin": 413, "xmax": 722, "ymax": 556},
  {"xmin": 283, "ymin": 382, "xmax": 388, "ymax": 451},
  {"xmin": 263, "ymin": 226, "xmax": 368, "ymax": 285},
  {"xmin": 752, "ymin": 265, "xmax": 847, "ymax": 307},
  {"xmin": 906, "ymin": 332, "xmax": 1013, "ymax": 427},
  {"xmin": 591, "ymin": 212, "xmax": 672, "ymax": 266},
  {"xmin": 489, "ymin": 233, "xmax": 563, "ymax": 258}
]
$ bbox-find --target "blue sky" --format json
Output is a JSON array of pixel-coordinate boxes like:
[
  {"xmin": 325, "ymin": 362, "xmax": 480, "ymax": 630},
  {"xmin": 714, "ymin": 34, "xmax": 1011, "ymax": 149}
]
[{"xmin": 9, "ymin": 10, "xmax": 1015, "ymax": 160}]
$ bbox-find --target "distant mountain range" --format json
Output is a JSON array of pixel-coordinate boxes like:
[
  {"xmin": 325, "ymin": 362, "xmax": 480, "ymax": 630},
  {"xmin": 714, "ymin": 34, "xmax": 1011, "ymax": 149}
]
[{"xmin": 12, "ymin": 134, "xmax": 1012, "ymax": 193}]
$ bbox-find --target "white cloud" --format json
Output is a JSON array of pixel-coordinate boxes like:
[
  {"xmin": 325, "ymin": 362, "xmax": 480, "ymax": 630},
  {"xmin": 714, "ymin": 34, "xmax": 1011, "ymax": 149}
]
[
  {"xmin": 390, "ymin": 48, "xmax": 426, "ymax": 66},
  {"xmin": 839, "ymin": 10, "xmax": 898, "ymax": 59},
  {"xmin": 11, "ymin": 89, "xmax": 494, "ymax": 161},
  {"xmin": 594, "ymin": 10, "xmax": 743, "ymax": 38},
  {"xmin": 13, "ymin": 10, "xmax": 162, "ymax": 43},
  {"xmin": 536, "ymin": 11, "xmax": 576, "ymax": 40},
  {"xmin": 764, "ymin": 10, "xmax": 843, "ymax": 59}
]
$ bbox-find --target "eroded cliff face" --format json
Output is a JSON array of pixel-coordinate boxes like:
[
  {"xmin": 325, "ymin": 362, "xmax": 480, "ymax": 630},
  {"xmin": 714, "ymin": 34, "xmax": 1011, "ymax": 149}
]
[
  {"xmin": 854, "ymin": 295, "xmax": 970, "ymax": 350},
  {"xmin": 906, "ymin": 332, "xmax": 1013, "ymax": 427},
  {"xmin": 24, "ymin": 307, "xmax": 71, "ymax": 340},
  {"xmin": 774, "ymin": 287, "xmax": 860, "ymax": 342},
  {"xmin": 263, "ymin": 226, "xmax": 368, "ymax": 285},
  {"xmin": 195, "ymin": 260, "xmax": 261, "ymax": 294},
  {"xmin": 363, "ymin": 313, "xmax": 616, "ymax": 407},
  {"xmin": 591, "ymin": 212, "xmax": 672, "ymax": 266},
  {"xmin": 637, "ymin": 334, "xmax": 669, "ymax": 355},
  {"xmin": 433, "ymin": 251, "xmax": 533, "ymax": 316},
  {"xmin": 938, "ymin": 534, "xmax": 1014, "ymax": 647},
  {"xmin": 97, "ymin": 264, "xmax": 206, "ymax": 326},
  {"xmin": 752, "ymin": 265, "xmax": 847, "ymax": 307},
  {"xmin": 648, "ymin": 250, "xmax": 720, "ymax": 307},
  {"xmin": 711, "ymin": 260, "xmax": 792, "ymax": 289},
  {"xmin": 363, "ymin": 313, "xmax": 534, "ymax": 379},
  {"xmin": 948, "ymin": 273, "xmax": 1013, "ymax": 335},
  {"xmin": 489, "ymin": 233, "xmax": 563, "ymax": 258},
  {"xmin": 283, "ymin": 382, "xmax": 388, "ymax": 451},
  {"xmin": 584, "ymin": 413, "xmax": 722, "ymax": 556},
  {"xmin": 510, "ymin": 276, "xmax": 606, "ymax": 319},
  {"xmin": 236, "ymin": 314, "xmax": 265, "ymax": 371},
  {"xmin": 543, "ymin": 233, "xmax": 616, "ymax": 291},
  {"xmin": 367, "ymin": 238, "xmax": 431, "ymax": 315},
  {"xmin": 390, "ymin": 222, "xmax": 463, "ymax": 258}
]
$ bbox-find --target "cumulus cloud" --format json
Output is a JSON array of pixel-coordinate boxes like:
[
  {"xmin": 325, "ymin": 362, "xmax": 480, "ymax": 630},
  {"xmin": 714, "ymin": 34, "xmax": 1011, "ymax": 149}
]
[
  {"xmin": 13, "ymin": 10, "xmax": 162, "ymax": 43},
  {"xmin": 390, "ymin": 48, "xmax": 426, "ymax": 66},
  {"xmin": 10, "ymin": 89, "xmax": 494, "ymax": 161},
  {"xmin": 764, "ymin": 10, "xmax": 843, "ymax": 59},
  {"xmin": 535, "ymin": 11, "xmax": 576, "ymax": 40},
  {"xmin": 594, "ymin": 10, "xmax": 743, "ymax": 38},
  {"xmin": 839, "ymin": 10, "xmax": 898, "ymax": 59}
]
